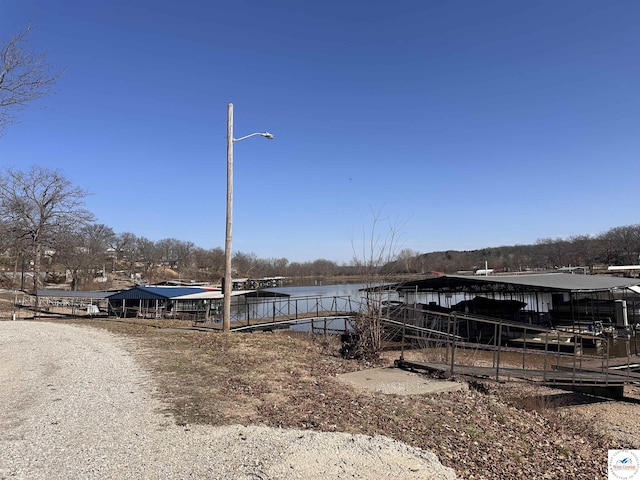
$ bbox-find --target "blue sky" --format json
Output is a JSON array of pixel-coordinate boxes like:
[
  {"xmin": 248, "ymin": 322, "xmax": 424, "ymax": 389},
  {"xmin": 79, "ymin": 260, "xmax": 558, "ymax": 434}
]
[{"xmin": 1, "ymin": 1, "xmax": 639, "ymax": 263}]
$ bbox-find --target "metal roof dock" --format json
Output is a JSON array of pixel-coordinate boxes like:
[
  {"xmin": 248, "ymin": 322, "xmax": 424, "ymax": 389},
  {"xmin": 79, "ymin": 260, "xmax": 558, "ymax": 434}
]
[{"xmin": 396, "ymin": 273, "xmax": 640, "ymax": 294}]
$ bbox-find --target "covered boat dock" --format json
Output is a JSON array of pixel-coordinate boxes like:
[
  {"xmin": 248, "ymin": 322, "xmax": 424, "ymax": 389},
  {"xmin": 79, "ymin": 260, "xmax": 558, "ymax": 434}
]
[
  {"xmin": 31, "ymin": 289, "xmax": 114, "ymax": 316},
  {"xmin": 107, "ymin": 285, "xmax": 289, "ymax": 322},
  {"xmin": 395, "ymin": 273, "xmax": 640, "ymax": 328},
  {"xmin": 389, "ymin": 274, "xmax": 640, "ymax": 399}
]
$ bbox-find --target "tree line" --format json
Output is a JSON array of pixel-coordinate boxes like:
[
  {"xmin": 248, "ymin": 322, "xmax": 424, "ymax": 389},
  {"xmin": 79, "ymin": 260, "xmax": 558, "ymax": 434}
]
[
  {"xmin": 1, "ymin": 165, "xmax": 639, "ymax": 292},
  {"xmin": 387, "ymin": 227, "xmax": 640, "ymax": 275}
]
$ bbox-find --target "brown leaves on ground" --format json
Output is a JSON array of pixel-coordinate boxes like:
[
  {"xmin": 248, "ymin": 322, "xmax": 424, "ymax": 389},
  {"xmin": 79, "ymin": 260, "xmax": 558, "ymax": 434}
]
[{"xmin": 62, "ymin": 319, "xmax": 617, "ymax": 479}]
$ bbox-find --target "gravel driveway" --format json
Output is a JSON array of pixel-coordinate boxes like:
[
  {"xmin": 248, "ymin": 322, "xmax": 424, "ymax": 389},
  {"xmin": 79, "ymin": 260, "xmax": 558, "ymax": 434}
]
[{"xmin": 0, "ymin": 321, "xmax": 456, "ymax": 479}]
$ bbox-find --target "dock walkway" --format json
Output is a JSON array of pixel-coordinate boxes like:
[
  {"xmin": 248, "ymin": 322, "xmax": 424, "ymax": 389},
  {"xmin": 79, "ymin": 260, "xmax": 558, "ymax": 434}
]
[
  {"xmin": 395, "ymin": 359, "xmax": 631, "ymax": 399},
  {"xmin": 555, "ymin": 355, "xmax": 640, "ymax": 383}
]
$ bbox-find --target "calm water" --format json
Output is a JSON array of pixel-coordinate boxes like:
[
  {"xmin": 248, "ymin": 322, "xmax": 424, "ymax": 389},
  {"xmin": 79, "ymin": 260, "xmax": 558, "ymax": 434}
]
[
  {"xmin": 594, "ymin": 332, "xmax": 640, "ymax": 358},
  {"xmin": 231, "ymin": 284, "xmax": 367, "ymax": 326},
  {"xmin": 265, "ymin": 283, "xmax": 369, "ymax": 298}
]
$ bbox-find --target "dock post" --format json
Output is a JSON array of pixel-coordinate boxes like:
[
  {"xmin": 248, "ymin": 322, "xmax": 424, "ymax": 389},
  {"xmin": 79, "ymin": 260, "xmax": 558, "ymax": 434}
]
[
  {"xmin": 446, "ymin": 314, "xmax": 451, "ymax": 363},
  {"xmin": 626, "ymin": 334, "xmax": 632, "ymax": 385},
  {"xmin": 400, "ymin": 306, "xmax": 406, "ymax": 361},
  {"xmin": 450, "ymin": 312, "xmax": 457, "ymax": 377},
  {"xmin": 572, "ymin": 334, "xmax": 577, "ymax": 386},
  {"xmin": 606, "ymin": 338, "xmax": 610, "ymax": 385},
  {"xmin": 492, "ymin": 323, "xmax": 498, "ymax": 368},
  {"xmin": 522, "ymin": 326, "xmax": 527, "ymax": 370},
  {"xmin": 496, "ymin": 317, "xmax": 503, "ymax": 382},
  {"xmin": 543, "ymin": 330, "xmax": 549, "ymax": 383}
]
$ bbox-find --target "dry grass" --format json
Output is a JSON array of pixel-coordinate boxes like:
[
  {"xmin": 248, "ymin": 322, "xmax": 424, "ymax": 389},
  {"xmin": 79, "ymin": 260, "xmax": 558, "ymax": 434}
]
[{"xmin": 52, "ymin": 317, "xmax": 617, "ymax": 479}]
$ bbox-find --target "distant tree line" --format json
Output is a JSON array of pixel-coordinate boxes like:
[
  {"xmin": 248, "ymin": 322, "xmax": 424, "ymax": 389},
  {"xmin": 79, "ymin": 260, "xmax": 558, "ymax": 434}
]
[
  {"xmin": 1, "ymin": 165, "xmax": 639, "ymax": 291},
  {"xmin": 385, "ymin": 227, "xmax": 640, "ymax": 275}
]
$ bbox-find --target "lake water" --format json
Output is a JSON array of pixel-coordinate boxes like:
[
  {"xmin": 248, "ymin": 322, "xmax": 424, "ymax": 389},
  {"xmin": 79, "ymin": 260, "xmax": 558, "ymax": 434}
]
[
  {"xmin": 234, "ymin": 284, "xmax": 371, "ymax": 327},
  {"xmin": 265, "ymin": 283, "xmax": 370, "ymax": 298}
]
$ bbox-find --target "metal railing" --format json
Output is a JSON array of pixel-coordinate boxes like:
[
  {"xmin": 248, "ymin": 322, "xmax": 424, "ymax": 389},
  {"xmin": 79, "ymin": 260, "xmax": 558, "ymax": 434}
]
[
  {"xmin": 389, "ymin": 305, "xmax": 638, "ymax": 390},
  {"xmin": 229, "ymin": 294, "xmax": 360, "ymax": 326}
]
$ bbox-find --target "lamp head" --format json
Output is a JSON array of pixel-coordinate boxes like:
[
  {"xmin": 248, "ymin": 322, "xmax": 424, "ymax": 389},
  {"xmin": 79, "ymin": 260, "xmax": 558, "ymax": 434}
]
[{"xmin": 261, "ymin": 132, "xmax": 275, "ymax": 139}]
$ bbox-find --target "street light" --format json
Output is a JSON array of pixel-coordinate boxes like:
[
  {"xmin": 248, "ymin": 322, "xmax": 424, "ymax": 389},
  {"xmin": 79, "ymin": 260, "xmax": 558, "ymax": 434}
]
[{"xmin": 223, "ymin": 102, "xmax": 274, "ymax": 332}]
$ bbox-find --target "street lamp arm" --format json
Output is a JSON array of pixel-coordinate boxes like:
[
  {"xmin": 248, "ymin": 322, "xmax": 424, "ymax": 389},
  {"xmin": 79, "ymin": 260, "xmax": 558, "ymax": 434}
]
[{"xmin": 233, "ymin": 132, "xmax": 275, "ymax": 142}]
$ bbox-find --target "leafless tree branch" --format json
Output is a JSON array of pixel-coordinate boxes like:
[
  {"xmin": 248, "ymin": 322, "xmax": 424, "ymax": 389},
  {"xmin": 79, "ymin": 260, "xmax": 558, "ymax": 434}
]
[{"xmin": 0, "ymin": 24, "xmax": 62, "ymax": 134}]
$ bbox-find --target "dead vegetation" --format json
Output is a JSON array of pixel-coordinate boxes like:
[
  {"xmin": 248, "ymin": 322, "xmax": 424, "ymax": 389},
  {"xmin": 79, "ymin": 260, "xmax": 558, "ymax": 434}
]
[{"xmin": 52, "ymin": 318, "xmax": 625, "ymax": 479}]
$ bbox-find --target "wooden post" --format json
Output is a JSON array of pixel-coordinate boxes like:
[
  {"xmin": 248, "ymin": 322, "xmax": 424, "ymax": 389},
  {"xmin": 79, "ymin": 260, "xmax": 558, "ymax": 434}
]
[{"xmin": 223, "ymin": 102, "xmax": 234, "ymax": 332}]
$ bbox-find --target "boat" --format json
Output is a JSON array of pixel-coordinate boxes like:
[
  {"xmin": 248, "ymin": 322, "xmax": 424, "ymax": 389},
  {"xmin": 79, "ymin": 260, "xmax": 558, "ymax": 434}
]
[
  {"xmin": 508, "ymin": 331, "xmax": 582, "ymax": 354},
  {"xmin": 554, "ymin": 325, "xmax": 603, "ymax": 348}
]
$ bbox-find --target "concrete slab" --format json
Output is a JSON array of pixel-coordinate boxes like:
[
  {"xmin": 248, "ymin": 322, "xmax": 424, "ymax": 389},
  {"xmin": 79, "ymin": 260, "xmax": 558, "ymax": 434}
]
[{"xmin": 337, "ymin": 366, "xmax": 466, "ymax": 396}]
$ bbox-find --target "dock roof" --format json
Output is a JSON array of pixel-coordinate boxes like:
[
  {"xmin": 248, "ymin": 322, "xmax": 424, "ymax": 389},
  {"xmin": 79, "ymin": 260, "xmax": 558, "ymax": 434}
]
[
  {"xmin": 397, "ymin": 273, "xmax": 640, "ymax": 294},
  {"xmin": 107, "ymin": 286, "xmax": 289, "ymax": 301},
  {"xmin": 37, "ymin": 289, "xmax": 115, "ymax": 299}
]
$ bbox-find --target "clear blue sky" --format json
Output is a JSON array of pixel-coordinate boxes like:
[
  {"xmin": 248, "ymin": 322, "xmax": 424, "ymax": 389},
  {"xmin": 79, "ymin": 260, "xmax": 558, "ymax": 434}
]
[{"xmin": 2, "ymin": 1, "xmax": 639, "ymax": 263}]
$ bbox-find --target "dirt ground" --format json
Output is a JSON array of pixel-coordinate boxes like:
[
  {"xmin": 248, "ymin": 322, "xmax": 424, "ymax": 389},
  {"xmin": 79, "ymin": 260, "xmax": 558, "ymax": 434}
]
[{"xmin": 47, "ymin": 318, "xmax": 639, "ymax": 479}]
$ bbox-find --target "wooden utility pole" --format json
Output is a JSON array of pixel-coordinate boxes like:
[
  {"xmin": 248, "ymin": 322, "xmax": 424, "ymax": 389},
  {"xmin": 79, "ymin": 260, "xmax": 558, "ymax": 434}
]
[
  {"xmin": 222, "ymin": 103, "xmax": 273, "ymax": 332},
  {"xmin": 223, "ymin": 103, "xmax": 234, "ymax": 332}
]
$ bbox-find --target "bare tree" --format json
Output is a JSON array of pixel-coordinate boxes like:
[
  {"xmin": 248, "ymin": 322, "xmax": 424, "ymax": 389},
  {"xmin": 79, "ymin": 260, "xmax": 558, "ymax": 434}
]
[
  {"xmin": 136, "ymin": 237, "xmax": 161, "ymax": 280},
  {"xmin": 2, "ymin": 226, "xmax": 31, "ymax": 289},
  {"xmin": 601, "ymin": 225, "xmax": 640, "ymax": 265},
  {"xmin": 155, "ymin": 238, "xmax": 176, "ymax": 268},
  {"xmin": 53, "ymin": 223, "xmax": 115, "ymax": 289},
  {"xmin": 0, "ymin": 166, "xmax": 94, "ymax": 292},
  {"xmin": 83, "ymin": 223, "xmax": 115, "ymax": 254},
  {"xmin": 396, "ymin": 248, "xmax": 419, "ymax": 273},
  {"xmin": 565, "ymin": 234, "xmax": 596, "ymax": 270},
  {"xmin": 52, "ymin": 226, "xmax": 88, "ymax": 291},
  {"xmin": 173, "ymin": 240, "xmax": 195, "ymax": 275},
  {"xmin": 232, "ymin": 251, "xmax": 258, "ymax": 276},
  {"xmin": 0, "ymin": 218, "xmax": 12, "ymax": 254},
  {"xmin": 1, "ymin": 25, "xmax": 62, "ymax": 134},
  {"xmin": 110, "ymin": 232, "xmax": 138, "ymax": 279},
  {"xmin": 192, "ymin": 246, "xmax": 224, "ymax": 281},
  {"xmin": 347, "ymin": 211, "xmax": 405, "ymax": 359},
  {"xmin": 270, "ymin": 257, "xmax": 289, "ymax": 276}
]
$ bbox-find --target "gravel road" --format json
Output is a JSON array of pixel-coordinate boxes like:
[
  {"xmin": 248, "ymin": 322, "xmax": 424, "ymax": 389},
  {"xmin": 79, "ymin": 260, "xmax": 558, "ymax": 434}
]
[{"xmin": 0, "ymin": 321, "xmax": 456, "ymax": 479}]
